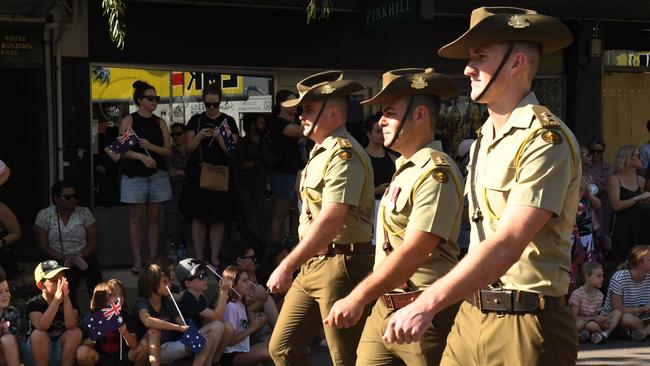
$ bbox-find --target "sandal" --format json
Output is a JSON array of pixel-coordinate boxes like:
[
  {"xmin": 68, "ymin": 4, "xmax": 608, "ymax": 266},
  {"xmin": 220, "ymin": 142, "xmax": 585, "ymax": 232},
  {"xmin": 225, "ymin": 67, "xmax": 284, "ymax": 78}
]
[{"xmin": 131, "ymin": 265, "xmax": 142, "ymax": 274}]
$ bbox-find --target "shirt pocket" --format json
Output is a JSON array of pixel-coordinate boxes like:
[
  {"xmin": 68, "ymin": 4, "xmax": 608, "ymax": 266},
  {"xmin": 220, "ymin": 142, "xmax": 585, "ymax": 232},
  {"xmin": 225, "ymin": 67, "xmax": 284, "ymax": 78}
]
[
  {"xmin": 483, "ymin": 166, "xmax": 514, "ymax": 220},
  {"xmin": 301, "ymin": 172, "xmax": 324, "ymax": 204}
]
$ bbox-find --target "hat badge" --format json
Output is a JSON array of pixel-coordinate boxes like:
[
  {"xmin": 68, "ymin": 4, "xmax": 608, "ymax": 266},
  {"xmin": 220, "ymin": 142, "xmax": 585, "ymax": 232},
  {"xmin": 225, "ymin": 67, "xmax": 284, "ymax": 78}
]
[
  {"xmin": 410, "ymin": 76, "xmax": 428, "ymax": 90},
  {"xmin": 507, "ymin": 15, "xmax": 530, "ymax": 29},
  {"xmin": 321, "ymin": 84, "xmax": 336, "ymax": 94}
]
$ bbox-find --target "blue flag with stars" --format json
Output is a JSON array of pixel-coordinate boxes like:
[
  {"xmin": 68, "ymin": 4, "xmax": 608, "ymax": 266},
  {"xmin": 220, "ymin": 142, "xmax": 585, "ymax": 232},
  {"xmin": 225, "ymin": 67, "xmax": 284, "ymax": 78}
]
[
  {"xmin": 84, "ymin": 298, "xmax": 123, "ymax": 341},
  {"xmin": 181, "ymin": 320, "xmax": 206, "ymax": 354},
  {"xmin": 104, "ymin": 127, "xmax": 139, "ymax": 162}
]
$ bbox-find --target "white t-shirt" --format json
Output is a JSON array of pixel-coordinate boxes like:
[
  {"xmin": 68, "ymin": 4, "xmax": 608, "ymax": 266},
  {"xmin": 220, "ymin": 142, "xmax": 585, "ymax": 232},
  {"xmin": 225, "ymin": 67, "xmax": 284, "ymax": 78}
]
[
  {"xmin": 34, "ymin": 205, "xmax": 95, "ymax": 257},
  {"xmin": 602, "ymin": 270, "xmax": 650, "ymax": 315},
  {"xmin": 224, "ymin": 301, "xmax": 250, "ymax": 353}
]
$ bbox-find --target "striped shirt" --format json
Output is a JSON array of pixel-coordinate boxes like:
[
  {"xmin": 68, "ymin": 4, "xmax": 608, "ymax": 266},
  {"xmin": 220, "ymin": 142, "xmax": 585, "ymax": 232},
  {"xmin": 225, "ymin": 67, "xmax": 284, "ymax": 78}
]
[
  {"xmin": 569, "ymin": 286, "xmax": 603, "ymax": 317},
  {"xmin": 602, "ymin": 270, "xmax": 650, "ymax": 315}
]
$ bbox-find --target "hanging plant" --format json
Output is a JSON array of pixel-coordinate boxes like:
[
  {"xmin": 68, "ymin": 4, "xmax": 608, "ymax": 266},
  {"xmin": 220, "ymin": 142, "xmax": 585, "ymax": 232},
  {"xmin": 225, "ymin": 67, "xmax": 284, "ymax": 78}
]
[
  {"xmin": 306, "ymin": 0, "xmax": 334, "ymax": 24},
  {"xmin": 101, "ymin": 0, "xmax": 127, "ymax": 49}
]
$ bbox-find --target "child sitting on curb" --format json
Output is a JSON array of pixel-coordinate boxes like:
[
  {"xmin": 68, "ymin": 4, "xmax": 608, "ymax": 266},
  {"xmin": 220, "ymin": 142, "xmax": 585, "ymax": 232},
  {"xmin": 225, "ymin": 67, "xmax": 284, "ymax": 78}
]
[
  {"xmin": 22, "ymin": 260, "xmax": 82, "ymax": 366},
  {"xmin": 176, "ymin": 258, "xmax": 233, "ymax": 364},
  {"xmin": 0, "ymin": 266, "xmax": 21, "ymax": 366},
  {"xmin": 570, "ymin": 262, "xmax": 622, "ymax": 344}
]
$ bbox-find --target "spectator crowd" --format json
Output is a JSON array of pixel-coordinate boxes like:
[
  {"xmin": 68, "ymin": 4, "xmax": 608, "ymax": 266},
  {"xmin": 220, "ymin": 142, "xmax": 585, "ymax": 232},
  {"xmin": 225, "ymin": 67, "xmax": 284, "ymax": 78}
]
[{"xmin": 3, "ymin": 76, "xmax": 650, "ymax": 366}]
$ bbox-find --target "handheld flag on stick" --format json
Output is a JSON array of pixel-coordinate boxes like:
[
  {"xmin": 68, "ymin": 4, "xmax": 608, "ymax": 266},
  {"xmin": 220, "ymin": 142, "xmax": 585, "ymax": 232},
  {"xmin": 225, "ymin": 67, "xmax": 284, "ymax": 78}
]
[
  {"xmin": 218, "ymin": 120, "xmax": 237, "ymax": 155},
  {"xmin": 84, "ymin": 298, "xmax": 123, "ymax": 341},
  {"xmin": 166, "ymin": 286, "xmax": 206, "ymax": 354},
  {"xmin": 206, "ymin": 264, "xmax": 244, "ymax": 298},
  {"xmin": 104, "ymin": 127, "xmax": 152, "ymax": 162}
]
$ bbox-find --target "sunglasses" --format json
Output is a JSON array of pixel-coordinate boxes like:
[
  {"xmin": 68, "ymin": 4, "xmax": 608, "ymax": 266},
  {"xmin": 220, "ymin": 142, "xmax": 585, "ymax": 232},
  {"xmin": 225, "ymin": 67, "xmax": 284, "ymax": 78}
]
[
  {"xmin": 61, "ymin": 193, "xmax": 77, "ymax": 200},
  {"xmin": 143, "ymin": 95, "xmax": 161, "ymax": 102},
  {"xmin": 589, "ymin": 149, "xmax": 604, "ymax": 154},
  {"xmin": 191, "ymin": 272, "xmax": 207, "ymax": 281},
  {"xmin": 204, "ymin": 102, "xmax": 220, "ymax": 109},
  {"xmin": 171, "ymin": 132, "xmax": 184, "ymax": 137},
  {"xmin": 241, "ymin": 254, "xmax": 256, "ymax": 262}
]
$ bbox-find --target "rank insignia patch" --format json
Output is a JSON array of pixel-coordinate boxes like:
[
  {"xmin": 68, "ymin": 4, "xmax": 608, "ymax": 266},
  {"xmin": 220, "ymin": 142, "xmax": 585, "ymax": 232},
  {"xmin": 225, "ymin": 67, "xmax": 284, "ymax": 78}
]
[
  {"xmin": 541, "ymin": 130, "xmax": 562, "ymax": 145},
  {"xmin": 338, "ymin": 151, "xmax": 352, "ymax": 160},
  {"xmin": 432, "ymin": 169, "xmax": 448, "ymax": 183}
]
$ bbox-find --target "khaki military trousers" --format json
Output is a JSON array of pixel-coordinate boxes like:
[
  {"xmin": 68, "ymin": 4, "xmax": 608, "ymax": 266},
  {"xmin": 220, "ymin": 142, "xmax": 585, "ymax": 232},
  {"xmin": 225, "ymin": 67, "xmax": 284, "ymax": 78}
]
[
  {"xmin": 441, "ymin": 301, "xmax": 578, "ymax": 366},
  {"xmin": 269, "ymin": 253, "xmax": 373, "ymax": 366},
  {"xmin": 356, "ymin": 299, "xmax": 459, "ymax": 366}
]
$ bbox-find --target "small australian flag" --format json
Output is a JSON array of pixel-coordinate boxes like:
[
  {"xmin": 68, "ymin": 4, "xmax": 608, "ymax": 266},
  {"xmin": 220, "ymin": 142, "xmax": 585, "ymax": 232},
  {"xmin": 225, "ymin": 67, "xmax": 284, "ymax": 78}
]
[
  {"xmin": 84, "ymin": 298, "xmax": 123, "ymax": 341},
  {"xmin": 181, "ymin": 320, "xmax": 206, "ymax": 354},
  {"xmin": 218, "ymin": 120, "xmax": 237, "ymax": 156},
  {"xmin": 104, "ymin": 127, "xmax": 139, "ymax": 162}
]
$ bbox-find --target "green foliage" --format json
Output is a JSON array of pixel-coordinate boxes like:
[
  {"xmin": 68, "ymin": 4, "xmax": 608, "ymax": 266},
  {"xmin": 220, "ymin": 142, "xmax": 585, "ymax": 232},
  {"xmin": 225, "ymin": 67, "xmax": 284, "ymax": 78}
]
[
  {"xmin": 101, "ymin": 0, "xmax": 127, "ymax": 50},
  {"xmin": 306, "ymin": 0, "xmax": 334, "ymax": 24}
]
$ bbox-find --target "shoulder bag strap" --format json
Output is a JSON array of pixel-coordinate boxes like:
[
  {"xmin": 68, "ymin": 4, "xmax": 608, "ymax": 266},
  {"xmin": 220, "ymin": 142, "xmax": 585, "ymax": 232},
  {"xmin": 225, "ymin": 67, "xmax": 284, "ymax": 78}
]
[{"xmin": 197, "ymin": 113, "xmax": 204, "ymax": 164}]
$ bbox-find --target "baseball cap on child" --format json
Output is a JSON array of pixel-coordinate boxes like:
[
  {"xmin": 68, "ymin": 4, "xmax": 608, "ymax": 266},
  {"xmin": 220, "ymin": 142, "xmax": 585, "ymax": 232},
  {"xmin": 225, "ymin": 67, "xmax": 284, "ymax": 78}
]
[
  {"xmin": 34, "ymin": 260, "xmax": 69, "ymax": 287},
  {"xmin": 175, "ymin": 258, "xmax": 207, "ymax": 286}
]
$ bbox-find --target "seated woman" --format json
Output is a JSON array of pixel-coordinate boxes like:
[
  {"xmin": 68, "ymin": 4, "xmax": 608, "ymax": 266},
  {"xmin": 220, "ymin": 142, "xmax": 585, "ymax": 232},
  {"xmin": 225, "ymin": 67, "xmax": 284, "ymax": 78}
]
[
  {"xmin": 601, "ymin": 245, "xmax": 650, "ymax": 341},
  {"xmin": 233, "ymin": 244, "xmax": 279, "ymax": 330},
  {"xmin": 0, "ymin": 202, "xmax": 20, "ymax": 279},
  {"xmin": 34, "ymin": 181, "xmax": 103, "ymax": 305}
]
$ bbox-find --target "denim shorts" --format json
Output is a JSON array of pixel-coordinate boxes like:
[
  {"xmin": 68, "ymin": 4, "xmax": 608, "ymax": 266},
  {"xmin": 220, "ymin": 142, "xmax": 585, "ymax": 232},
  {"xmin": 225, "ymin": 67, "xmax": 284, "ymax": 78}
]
[
  {"xmin": 21, "ymin": 336, "xmax": 63, "ymax": 366},
  {"xmin": 160, "ymin": 339, "xmax": 190, "ymax": 364},
  {"xmin": 121, "ymin": 169, "xmax": 172, "ymax": 204},
  {"xmin": 270, "ymin": 172, "xmax": 297, "ymax": 200}
]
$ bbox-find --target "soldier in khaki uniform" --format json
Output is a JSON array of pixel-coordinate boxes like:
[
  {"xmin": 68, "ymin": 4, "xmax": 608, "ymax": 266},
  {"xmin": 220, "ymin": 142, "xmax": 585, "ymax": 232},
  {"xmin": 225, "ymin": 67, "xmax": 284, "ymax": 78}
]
[
  {"xmin": 324, "ymin": 68, "xmax": 464, "ymax": 365},
  {"xmin": 267, "ymin": 70, "xmax": 375, "ymax": 366},
  {"xmin": 383, "ymin": 7, "xmax": 580, "ymax": 366}
]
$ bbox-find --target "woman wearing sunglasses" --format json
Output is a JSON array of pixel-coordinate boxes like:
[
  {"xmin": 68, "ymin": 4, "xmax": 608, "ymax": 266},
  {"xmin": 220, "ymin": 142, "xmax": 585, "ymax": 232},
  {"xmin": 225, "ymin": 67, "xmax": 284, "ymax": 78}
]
[
  {"xmin": 120, "ymin": 80, "xmax": 172, "ymax": 274},
  {"xmin": 180, "ymin": 83, "xmax": 239, "ymax": 269},
  {"xmin": 34, "ymin": 181, "xmax": 103, "ymax": 305}
]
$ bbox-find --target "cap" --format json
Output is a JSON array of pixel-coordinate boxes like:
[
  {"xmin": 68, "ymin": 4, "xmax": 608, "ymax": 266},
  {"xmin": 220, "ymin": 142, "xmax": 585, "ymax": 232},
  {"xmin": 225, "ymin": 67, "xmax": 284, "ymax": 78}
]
[
  {"xmin": 34, "ymin": 260, "xmax": 69, "ymax": 287},
  {"xmin": 175, "ymin": 258, "xmax": 207, "ymax": 286}
]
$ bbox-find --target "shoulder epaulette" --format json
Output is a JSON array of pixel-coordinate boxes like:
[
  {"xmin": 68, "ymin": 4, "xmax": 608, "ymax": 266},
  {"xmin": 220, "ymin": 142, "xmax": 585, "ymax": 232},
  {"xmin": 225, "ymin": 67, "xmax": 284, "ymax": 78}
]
[
  {"xmin": 430, "ymin": 150, "xmax": 449, "ymax": 167},
  {"xmin": 531, "ymin": 105, "xmax": 560, "ymax": 128},
  {"xmin": 336, "ymin": 137, "xmax": 352, "ymax": 149}
]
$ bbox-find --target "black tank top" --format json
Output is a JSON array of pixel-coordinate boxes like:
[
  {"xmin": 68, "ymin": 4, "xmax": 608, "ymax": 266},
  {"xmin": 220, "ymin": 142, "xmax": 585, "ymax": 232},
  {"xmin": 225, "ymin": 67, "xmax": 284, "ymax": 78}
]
[
  {"xmin": 369, "ymin": 149, "xmax": 396, "ymax": 198},
  {"xmin": 122, "ymin": 112, "xmax": 166, "ymax": 177}
]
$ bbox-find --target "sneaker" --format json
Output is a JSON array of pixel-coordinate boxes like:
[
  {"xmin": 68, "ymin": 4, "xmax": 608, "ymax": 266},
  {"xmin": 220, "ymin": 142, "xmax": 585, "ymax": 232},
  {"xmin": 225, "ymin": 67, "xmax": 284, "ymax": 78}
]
[
  {"xmin": 591, "ymin": 332, "xmax": 607, "ymax": 344},
  {"xmin": 630, "ymin": 329, "xmax": 647, "ymax": 341},
  {"xmin": 579, "ymin": 330, "xmax": 590, "ymax": 342}
]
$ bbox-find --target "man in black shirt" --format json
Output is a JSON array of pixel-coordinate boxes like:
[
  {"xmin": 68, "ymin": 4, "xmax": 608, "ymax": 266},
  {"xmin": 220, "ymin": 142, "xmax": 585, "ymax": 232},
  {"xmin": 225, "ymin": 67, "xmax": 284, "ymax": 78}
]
[{"xmin": 23, "ymin": 260, "xmax": 82, "ymax": 366}]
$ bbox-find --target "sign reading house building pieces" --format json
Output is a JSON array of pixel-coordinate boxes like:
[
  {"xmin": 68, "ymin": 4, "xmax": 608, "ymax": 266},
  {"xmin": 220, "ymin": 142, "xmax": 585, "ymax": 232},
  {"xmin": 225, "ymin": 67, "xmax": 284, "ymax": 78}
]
[
  {"xmin": 361, "ymin": 0, "xmax": 419, "ymax": 30},
  {"xmin": 0, "ymin": 26, "xmax": 43, "ymax": 67}
]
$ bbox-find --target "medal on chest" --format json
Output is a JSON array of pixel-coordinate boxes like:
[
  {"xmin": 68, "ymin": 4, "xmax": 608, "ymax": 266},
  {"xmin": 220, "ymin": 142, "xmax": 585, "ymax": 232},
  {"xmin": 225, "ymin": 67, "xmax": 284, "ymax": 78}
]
[{"xmin": 386, "ymin": 186, "xmax": 401, "ymax": 212}]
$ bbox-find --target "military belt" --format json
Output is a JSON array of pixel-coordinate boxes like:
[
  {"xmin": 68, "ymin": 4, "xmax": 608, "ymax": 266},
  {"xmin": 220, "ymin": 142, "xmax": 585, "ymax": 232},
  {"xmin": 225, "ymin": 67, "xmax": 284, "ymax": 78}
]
[
  {"xmin": 314, "ymin": 241, "xmax": 373, "ymax": 257},
  {"xmin": 465, "ymin": 289, "xmax": 565, "ymax": 313},
  {"xmin": 380, "ymin": 290, "xmax": 423, "ymax": 311}
]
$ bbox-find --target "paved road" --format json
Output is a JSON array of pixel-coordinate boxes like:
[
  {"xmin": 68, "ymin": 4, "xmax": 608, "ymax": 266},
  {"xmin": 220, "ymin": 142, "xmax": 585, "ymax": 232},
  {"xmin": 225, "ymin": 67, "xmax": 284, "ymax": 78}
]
[{"xmin": 308, "ymin": 339, "xmax": 650, "ymax": 365}]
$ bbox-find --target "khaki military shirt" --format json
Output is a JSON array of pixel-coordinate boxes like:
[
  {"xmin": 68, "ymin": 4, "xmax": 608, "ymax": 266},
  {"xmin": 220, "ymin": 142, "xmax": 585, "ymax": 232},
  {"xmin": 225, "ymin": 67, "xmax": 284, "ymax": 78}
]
[
  {"xmin": 375, "ymin": 141, "xmax": 462, "ymax": 291},
  {"xmin": 298, "ymin": 126, "xmax": 375, "ymax": 244},
  {"xmin": 467, "ymin": 92, "xmax": 580, "ymax": 297}
]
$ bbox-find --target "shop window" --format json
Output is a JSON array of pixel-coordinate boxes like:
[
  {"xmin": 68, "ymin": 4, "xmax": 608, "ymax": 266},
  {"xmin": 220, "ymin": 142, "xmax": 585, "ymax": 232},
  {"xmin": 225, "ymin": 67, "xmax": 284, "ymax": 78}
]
[{"xmin": 90, "ymin": 65, "xmax": 273, "ymax": 207}]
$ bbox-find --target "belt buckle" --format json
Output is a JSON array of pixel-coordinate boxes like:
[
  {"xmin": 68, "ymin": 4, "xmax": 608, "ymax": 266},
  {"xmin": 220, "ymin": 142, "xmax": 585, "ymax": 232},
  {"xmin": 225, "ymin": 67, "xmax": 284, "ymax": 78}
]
[
  {"xmin": 350, "ymin": 243, "xmax": 355, "ymax": 252},
  {"xmin": 476, "ymin": 290, "xmax": 483, "ymax": 311}
]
